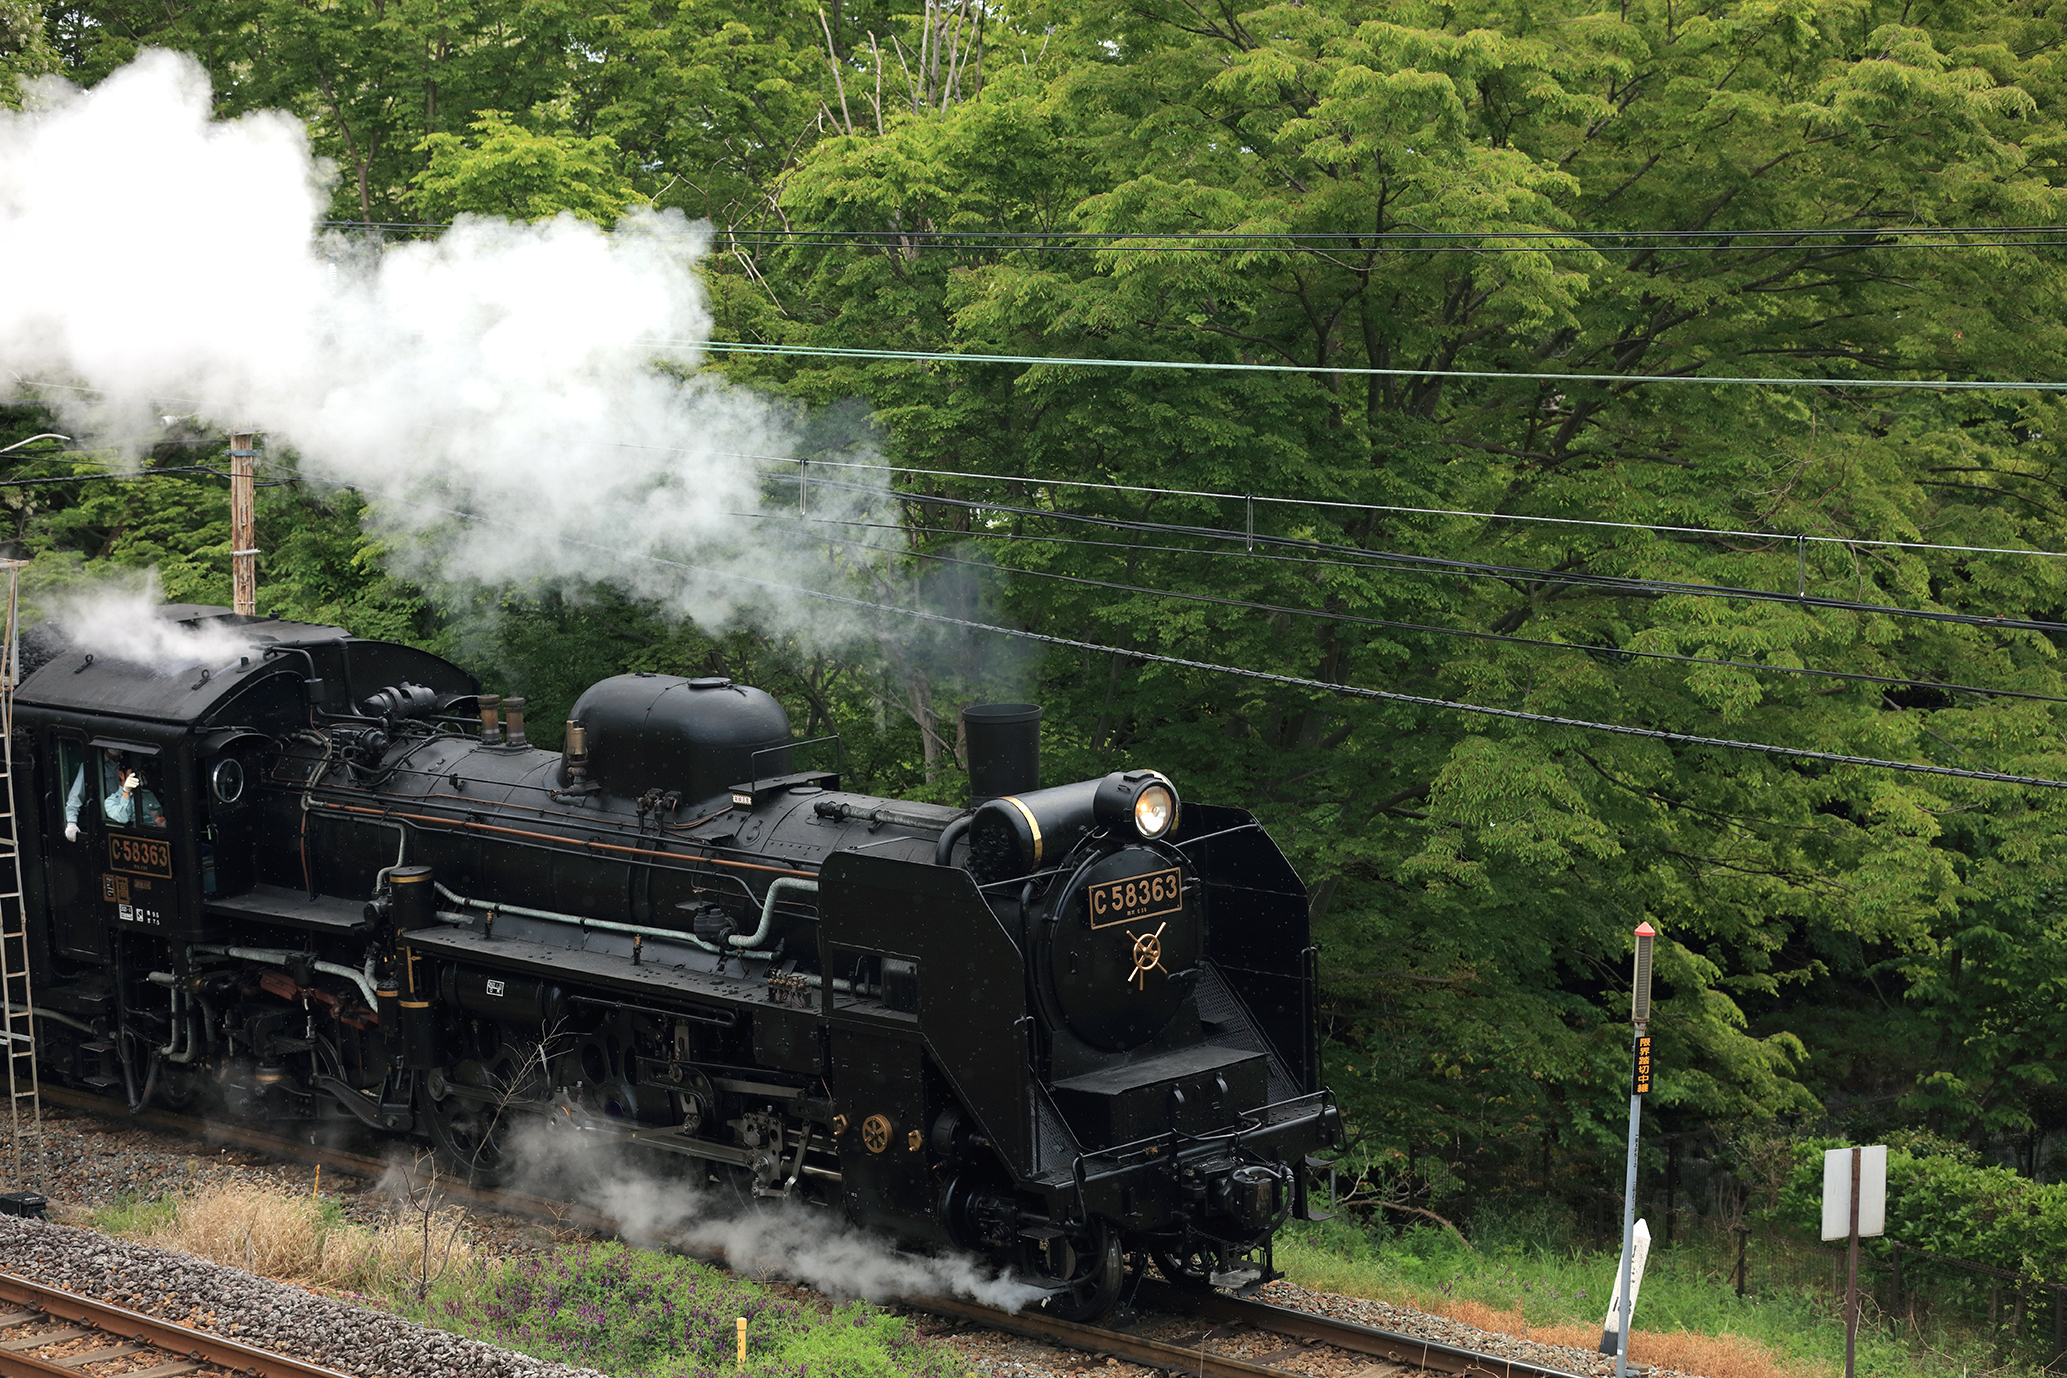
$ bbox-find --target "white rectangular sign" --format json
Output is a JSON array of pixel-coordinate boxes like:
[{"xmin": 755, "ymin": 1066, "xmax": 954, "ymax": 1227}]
[
  {"xmin": 1821, "ymin": 1145, "xmax": 1887, "ymax": 1240},
  {"xmin": 1598, "ymin": 1218, "xmax": 1651, "ymax": 1352}
]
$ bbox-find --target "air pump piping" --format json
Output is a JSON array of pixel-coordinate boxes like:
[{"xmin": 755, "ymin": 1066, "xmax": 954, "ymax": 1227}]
[
  {"xmin": 433, "ymin": 881, "xmax": 731, "ymax": 955},
  {"xmin": 733, "ymin": 876, "xmax": 818, "ymax": 948},
  {"xmin": 934, "ymin": 815, "xmax": 971, "ymax": 867},
  {"xmin": 191, "ymin": 945, "xmax": 380, "ymax": 1010}
]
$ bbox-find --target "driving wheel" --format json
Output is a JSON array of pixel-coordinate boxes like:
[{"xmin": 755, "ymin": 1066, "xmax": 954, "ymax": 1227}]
[
  {"xmin": 1149, "ymin": 1241, "xmax": 1221, "ymax": 1291},
  {"xmin": 420, "ymin": 1062, "xmax": 521, "ymax": 1186},
  {"xmin": 1037, "ymin": 1222, "xmax": 1124, "ymax": 1322}
]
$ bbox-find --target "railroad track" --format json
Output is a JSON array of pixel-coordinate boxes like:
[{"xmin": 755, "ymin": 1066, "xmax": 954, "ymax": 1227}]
[
  {"xmin": 909, "ymin": 1280, "xmax": 1595, "ymax": 1378},
  {"xmin": 32, "ymin": 1086, "xmax": 1604, "ymax": 1378},
  {"xmin": 0, "ymin": 1271, "xmax": 354, "ymax": 1378}
]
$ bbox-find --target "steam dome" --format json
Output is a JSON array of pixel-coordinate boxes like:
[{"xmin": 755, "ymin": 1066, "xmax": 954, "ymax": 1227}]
[{"xmin": 567, "ymin": 673, "xmax": 791, "ymax": 805}]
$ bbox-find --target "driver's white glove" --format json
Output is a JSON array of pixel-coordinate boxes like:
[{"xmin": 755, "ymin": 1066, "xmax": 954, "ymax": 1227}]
[{"xmin": 64, "ymin": 822, "xmax": 78, "ymax": 842}]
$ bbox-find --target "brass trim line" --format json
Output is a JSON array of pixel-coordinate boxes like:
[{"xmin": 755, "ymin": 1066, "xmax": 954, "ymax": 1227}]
[{"xmin": 1000, "ymin": 795, "xmax": 1043, "ymax": 865}]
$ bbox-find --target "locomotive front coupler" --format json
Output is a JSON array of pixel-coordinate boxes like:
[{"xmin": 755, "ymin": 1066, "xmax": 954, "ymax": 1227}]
[{"xmin": 1059, "ymin": 1091, "xmax": 1338, "ymax": 1229}]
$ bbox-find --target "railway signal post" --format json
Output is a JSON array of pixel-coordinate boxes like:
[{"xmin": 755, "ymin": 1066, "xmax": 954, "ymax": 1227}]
[{"xmin": 1612, "ymin": 921, "xmax": 1656, "ymax": 1378}]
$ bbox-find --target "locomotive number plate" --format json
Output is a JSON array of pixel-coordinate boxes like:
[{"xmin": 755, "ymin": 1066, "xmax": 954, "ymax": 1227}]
[
  {"xmin": 108, "ymin": 834, "xmax": 172, "ymax": 878},
  {"xmin": 1087, "ymin": 866, "xmax": 1183, "ymax": 929}
]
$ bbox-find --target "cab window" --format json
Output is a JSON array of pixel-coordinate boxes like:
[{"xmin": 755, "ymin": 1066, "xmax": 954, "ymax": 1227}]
[{"xmin": 78, "ymin": 748, "xmax": 167, "ymax": 831}]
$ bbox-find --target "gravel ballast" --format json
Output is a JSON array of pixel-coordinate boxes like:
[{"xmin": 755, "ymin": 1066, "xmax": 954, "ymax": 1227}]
[
  {"xmin": 5, "ymin": 1105, "xmax": 1698, "ymax": 1378},
  {"xmin": 1248, "ymin": 1279, "xmax": 1647, "ymax": 1378},
  {"xmin": 0, "ymin": 1214, "xmax": 601, "ymax": 1378}
]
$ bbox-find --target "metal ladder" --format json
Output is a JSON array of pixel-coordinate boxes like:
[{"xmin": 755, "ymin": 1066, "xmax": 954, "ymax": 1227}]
[{"xmin": 0, "ymin": 560, "xmax": 41, "ymax": 1189}]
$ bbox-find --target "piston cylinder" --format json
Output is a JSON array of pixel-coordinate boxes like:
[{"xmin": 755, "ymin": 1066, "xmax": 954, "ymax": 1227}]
[{"xmin": 399, "ymin": 998, "xmax": 438, "ymax": 1069}]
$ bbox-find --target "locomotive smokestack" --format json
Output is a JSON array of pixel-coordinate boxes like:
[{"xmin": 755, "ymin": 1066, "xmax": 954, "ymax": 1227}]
[
  {"xmin": 503, "ymin": 696, "xmax": 527, "ymax": 747},
  {"xmin": 478, "ymin": 693, "xmax": 501, "ymax": 744},
  {"xmin": 963, "ymin": 703, "xmax": 1041, "ymax": 807}
]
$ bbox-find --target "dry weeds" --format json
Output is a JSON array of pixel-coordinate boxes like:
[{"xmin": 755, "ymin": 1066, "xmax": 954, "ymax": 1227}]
[
  {"xmin": 133, "ymin": 1182, "xmax": 473, "ymax": 1298},
  {"xmin": 1431, "ymin": 1298, "xmax": 1811, "ymax": 1378}
]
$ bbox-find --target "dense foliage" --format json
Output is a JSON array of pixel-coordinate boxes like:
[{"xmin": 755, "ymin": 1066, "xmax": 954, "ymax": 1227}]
[
  {"xmin": 1783, "ymin": 1135, "xmax": 2067, "ymax": 1285},
  {"xmin": 16, "ymin": 0, "xmax": 2067, "ymax": 1241}
]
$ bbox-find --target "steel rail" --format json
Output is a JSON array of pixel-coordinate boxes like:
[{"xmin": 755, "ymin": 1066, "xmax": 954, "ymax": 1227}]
[
  {"xmin": 1135, "ymin": 1280, "xmax": 1598, "ymax": 1378},
  {"xmin": 906, "ymin": 1285, "xmax": 1600, "ymax": 1378},
  {"xmin": 0, "ymin": 1271, "xmax": 356, "ymax": 1378},
  {"xmin": 908, "ymin": 1291, "xmax": 1309, "ymax": 1378}
]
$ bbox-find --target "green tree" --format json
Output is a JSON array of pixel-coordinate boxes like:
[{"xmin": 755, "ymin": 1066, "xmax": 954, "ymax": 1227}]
[
  {"xmin": 0, "ymin": 0, "xmax": 53, "ymax": 101},
  {"xmin": 721, "ymin": 0, "xmax": 2067, "ymax": 1193},
  {"xmin": 412, "ymin": 110, "xmax": 640, "ymax": 225},
  {"xmin": 44, "ymin": 0, "xmax": 595, "ymax": 222}
]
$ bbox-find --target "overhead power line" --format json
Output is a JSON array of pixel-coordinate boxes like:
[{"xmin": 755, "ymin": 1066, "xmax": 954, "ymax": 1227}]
[
  {"xmin": 785, "ymin": 471, "xmax": 2067, "ymax": 635},
  {"xmin": 716, "ymin": 234, "xmax": 2067, "ymax": 256},
  {"xmin": 762, "ymin": 456, "xmax": 2067, "ymax": 563},
  {"xmin": 366, "ymin": 488, "xmax": 2067, "ymax": 793},
  {"xmin": 0, "ymin": 465, "xmax": 298, "ymax": 488},
  {"xmin": 324, "ymin": 216, "xmax": 2067, "ymax": 252},
  {"xmin": 690, "ymin": 340, "xmax": 2067, "ymax": 393},
  {"xmin": 726, "ymin": 223, "xmax": 2067, "ymax": 243},
  {"xmin": 740, "ymin": 506, "xmax": 2067, "ymax": 705},
  {"xmin": 566, "ymin": 441, "xmax": 2067, "ymax": 565}
]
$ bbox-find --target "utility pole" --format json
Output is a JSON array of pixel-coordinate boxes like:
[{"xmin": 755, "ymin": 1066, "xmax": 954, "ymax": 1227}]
[
  {"xmin": 228, "ymin": 432, "xmax": 258, "ymax": 617},
  {"xmin": 1614, "ymin": 921, "xmax": 1656, "ymax": 1378}
]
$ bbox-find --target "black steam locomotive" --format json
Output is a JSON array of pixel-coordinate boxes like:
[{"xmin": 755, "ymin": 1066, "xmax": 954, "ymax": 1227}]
[{"xmin": 13, "ymin": 604, "xmax": 1337, "ymax": 1317}]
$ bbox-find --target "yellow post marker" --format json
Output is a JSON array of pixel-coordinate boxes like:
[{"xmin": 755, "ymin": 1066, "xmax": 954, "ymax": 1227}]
[
  {"xmin": 312, "ymin": 1164, "xmax": 321, "ymax": 1197},
  {"xmin": 735, "ymin": 1316, "xmax": 747, "ymax": 1367}
]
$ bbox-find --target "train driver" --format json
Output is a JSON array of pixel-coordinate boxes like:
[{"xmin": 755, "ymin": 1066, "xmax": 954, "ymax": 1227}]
[{"xmin": 63, "ymin": 747, "xmax": 167, "ymax": 838}]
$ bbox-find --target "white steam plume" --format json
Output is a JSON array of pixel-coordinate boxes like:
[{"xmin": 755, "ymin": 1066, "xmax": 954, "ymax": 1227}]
[
  {"xmin": 1, "ymin": 51, "xmax": 897, "ymax": 642},
  {"xmin": 504, "ymin": 1121, "xmax": 1046, "ymax": 1312},
  {"xmin": 41, "ymin": 571, "xmax": 262, "ymax": 671}
]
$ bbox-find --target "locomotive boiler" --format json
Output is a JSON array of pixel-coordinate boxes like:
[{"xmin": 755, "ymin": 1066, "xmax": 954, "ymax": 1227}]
[{"xmin": 13, "ymin": 604, "xmax": 1338, "ymax": 1317}]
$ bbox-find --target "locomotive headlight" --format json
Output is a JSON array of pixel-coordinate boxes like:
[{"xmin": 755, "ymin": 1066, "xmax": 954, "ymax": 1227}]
[
  {"xmin": 1091, "ymin": 769, "xmax": 1181, "ymax": 841},
  {"xmin": 1133, "ymin": 783, "xmax": 1176, "ymax": 839}
]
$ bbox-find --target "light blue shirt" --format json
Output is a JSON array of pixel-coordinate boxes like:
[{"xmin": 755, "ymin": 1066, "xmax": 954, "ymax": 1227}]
[{"xmin": 67, "ymin": 762, "xmax": 163, "ymax": 828}]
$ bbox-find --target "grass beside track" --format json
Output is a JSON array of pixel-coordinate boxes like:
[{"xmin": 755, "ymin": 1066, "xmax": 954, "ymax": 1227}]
[
  {"xmin": 86, "ymin": 1185, "xmax": 964, "ymax": 1378},
  {"xmin": 414, "ymin": 1240, "xmax": 964, "ymax": 1378},
  {"xmin": 1278, "ymin": 1217, "xmax": 2050, "ymax": 1378}
]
